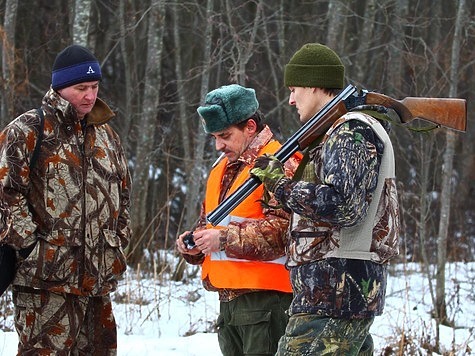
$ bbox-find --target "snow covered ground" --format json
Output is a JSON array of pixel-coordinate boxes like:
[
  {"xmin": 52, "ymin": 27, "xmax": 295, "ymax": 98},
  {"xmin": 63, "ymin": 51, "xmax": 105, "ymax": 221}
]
[{"xmin": 1, "ymin": 257, "xmax": 473, "ymax": 355}]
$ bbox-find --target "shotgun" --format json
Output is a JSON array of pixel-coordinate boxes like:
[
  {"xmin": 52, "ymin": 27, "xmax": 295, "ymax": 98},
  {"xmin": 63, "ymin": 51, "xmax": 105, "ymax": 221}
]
[{"xmin": 206, "ymin": 84, "xmax": 467, "ymax": 226}]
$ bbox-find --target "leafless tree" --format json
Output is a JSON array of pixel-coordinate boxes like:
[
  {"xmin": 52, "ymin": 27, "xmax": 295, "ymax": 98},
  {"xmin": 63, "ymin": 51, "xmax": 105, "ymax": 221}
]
[{"xmin": 1, "ymin": 0, "xmax": 18, "ymax": 128}]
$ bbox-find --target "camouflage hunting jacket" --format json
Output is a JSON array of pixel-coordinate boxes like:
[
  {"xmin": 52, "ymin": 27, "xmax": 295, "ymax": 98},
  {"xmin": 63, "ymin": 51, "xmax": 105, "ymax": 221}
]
[
  {"xmin": 273, "ymin": 111, "xmax": 400, "ymax": 319},
  {"xmin": 0, "ymin": 88, "xmax": 131, "ymax": 296}
]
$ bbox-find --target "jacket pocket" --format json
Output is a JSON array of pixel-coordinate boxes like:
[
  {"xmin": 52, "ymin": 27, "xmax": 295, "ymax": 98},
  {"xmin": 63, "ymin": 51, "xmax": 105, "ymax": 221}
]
[
  {"xmin": 287, "ymin": 229, "xmax": 336, "ymax": 266},
  {"xmin": 101, "ymin": 229, "xmax": 127, "ymax": 280},
  {"xmin": 37, "ymin": 229, "xmax": 82, "ymax": 282}
]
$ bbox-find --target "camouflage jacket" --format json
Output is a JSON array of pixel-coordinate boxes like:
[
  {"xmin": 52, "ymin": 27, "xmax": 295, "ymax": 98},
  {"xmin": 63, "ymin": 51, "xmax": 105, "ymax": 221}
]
[
  {"xmin": 273, "ymin": 112, "xmax": 400, "ymax": 319},
  {"xmin": 183, "ymin": 125, "xmax": 300, "ymax": 301},
  {"xmin": 0, "ymin": 88, "xmax": 131, "ymax": 296}
]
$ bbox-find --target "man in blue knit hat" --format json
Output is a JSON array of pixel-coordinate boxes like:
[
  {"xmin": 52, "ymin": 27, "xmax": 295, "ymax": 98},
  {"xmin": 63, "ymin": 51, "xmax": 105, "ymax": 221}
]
[
  {"xmin": 0, "ymin": 44, "xmax": 131, "ymax": 354},
  {"xmin": 176, "ymin": 84, "xmax": 302, "ymax": 356}
]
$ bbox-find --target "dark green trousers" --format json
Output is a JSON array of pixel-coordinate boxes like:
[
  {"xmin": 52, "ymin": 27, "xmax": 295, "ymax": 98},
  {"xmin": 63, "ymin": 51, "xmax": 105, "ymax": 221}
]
[
  {"xmin": 276, "ymin": 314, "xmax": 375, "ymax": 356},
  {"xmin": 217, "ymin": 291, "xmax": 292, "ymax": 356}
]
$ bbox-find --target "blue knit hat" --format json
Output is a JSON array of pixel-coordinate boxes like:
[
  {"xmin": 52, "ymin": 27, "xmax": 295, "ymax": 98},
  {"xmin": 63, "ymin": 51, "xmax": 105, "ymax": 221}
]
[
  {"xmin": 197, "ymin": 84, "xmax": 259, "ymax": 133},
  {"xmin": 51, "ymin": 45, "xmax": 102, "ymax": 91}
]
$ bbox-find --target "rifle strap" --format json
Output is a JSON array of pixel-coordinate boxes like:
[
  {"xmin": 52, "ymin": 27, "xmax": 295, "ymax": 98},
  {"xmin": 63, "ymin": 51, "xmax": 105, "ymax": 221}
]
[{"xmin": 292, "ymin": 138, "xmax": 322, "ymax": 181}]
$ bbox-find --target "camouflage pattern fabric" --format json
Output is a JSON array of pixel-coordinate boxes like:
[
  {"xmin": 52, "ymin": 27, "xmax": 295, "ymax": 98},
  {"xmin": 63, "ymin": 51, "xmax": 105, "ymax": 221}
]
[
  {"xmin": 272, "ymin": 115, "xmax": 399, "ymax": 319},
  {"xmin": 0, "ymin": 88, "xmax": 130, "ymax": 353},
  {"xmin": 13, "ymin": 287, "xmax": 118, "ymax": 355},
  {"xmin": 0, "ymin": 184, "xmax": 11, "ymax": 239},
  {"xmin": 276, "ymin": 314, "xmax": 374, "ymax": 356},
  {"xmin": 0, "ymin": 88, "xmax": 131, "ymax": 296}
]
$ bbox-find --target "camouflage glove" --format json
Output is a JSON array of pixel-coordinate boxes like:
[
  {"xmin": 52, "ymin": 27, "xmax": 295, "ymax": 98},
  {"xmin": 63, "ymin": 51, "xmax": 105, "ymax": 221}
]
[{"xmin": 250, "ymin": 154, "xmax": 285, "ymax": 193}]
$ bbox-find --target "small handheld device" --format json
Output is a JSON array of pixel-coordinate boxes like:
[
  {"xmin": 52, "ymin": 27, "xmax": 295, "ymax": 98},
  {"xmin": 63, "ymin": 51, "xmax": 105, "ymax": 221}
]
[{"xmin": 183, "ymin": 233, "xmax": 196, "ymax": 249}]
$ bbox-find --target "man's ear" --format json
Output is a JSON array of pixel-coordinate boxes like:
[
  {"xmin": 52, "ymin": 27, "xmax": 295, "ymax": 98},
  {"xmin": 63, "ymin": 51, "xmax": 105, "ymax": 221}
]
[{"xmin": 246, "ymin": 119, "xmax": 257, "ymax": 133}]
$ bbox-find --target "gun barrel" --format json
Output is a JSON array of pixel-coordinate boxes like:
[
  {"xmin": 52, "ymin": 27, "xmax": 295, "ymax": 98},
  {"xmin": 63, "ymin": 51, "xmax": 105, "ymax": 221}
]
[
  {"xmin": 206, "ymin": 85, "xmax": 467, "ymax": 227},
  {"xmin": 206, "ymin": 176, "xmax": 261, "ymax": 226}
]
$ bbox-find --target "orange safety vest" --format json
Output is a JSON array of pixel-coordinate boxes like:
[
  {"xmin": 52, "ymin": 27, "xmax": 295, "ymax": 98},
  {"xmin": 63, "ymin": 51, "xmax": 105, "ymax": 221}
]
[{"xmin": 202, "ymin": 140, "xmax": 292, "ymax": 293}]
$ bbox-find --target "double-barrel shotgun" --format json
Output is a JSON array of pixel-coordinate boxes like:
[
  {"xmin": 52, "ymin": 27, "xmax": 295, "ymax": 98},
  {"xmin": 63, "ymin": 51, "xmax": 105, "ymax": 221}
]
[{"xmin": 206, "ymin": 84, "xmax": 467, "ymax": 226}]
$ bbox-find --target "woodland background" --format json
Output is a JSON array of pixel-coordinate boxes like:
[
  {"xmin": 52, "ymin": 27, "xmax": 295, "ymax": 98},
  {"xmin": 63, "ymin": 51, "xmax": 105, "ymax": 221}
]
[{"xmin": 0, "ymin": 0, "xmax": 474, "ymax": 338}]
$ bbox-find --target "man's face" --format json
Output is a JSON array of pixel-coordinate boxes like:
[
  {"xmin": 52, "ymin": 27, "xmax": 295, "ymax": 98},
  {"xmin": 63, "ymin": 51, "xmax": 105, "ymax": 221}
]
[
  {"xmin": 288, "ymin": 87, "xmax": 333, "ymax": 123},
  {"xmin": 58, "ymin": 81, "xmax": 99, "ymax": 119},
  {"xmin": 210, "ymin": 120, "xmax": 256, "ymax": 163}
]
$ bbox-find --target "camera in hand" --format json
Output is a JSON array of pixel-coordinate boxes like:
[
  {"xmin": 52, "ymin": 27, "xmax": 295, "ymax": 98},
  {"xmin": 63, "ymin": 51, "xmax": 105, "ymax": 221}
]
[{"xmin": 183, "ymin": 232, "xmax": 196, "ymax": 249}]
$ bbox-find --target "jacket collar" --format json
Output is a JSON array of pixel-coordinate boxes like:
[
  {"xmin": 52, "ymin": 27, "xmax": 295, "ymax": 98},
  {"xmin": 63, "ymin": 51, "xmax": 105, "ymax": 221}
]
[
  {"xmin": 43, "ymin": 87, "xmax": 115, "ymax": 126},
  {"xmin": 238, "ymin": 125, "xmax": 274, "ymax": 166}
]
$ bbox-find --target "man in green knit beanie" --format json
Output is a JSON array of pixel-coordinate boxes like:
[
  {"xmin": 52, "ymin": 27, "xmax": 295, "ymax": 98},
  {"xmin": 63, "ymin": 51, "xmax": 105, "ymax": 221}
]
[{"xmin": 251, "ymin": 43, "xmax": 400, "ymax": 355}]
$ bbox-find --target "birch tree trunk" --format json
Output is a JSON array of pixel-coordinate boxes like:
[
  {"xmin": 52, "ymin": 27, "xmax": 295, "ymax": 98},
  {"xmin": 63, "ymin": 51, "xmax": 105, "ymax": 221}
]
[
  {"xmin": 73, "ymin": 0, "xmax": 92, "ymax": 45},
  {"xmin": 435, "ymin": 0, "xmax": 465, "ymax": 333},
  {"xmin": 128, "ymin": 1, "xmax": 165, "ymax": 264},
  {"xmin": 1, "ymin": 0, "xmax": 18, "ymax": 128}
]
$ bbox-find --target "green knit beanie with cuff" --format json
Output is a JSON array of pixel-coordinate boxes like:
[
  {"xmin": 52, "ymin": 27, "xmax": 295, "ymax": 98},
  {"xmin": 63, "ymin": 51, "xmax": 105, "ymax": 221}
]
[
  {"xmin": 197, "ymin": 84, "xmax": 259, "ymax": 133},
  {"xmin": 284, "ymin": 43, "xmax": 345, "ymax": 89}
]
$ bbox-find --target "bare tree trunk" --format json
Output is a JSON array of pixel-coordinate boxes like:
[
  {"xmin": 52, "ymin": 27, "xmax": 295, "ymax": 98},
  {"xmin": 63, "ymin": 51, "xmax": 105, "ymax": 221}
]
[
  {"xmin": 261, "ymin": 1, "xmax": 288, "ymax": 137},
  {"xmin": 418, "ymin": 133, "xmax": 437, "ymax": 311},
  {"xmin": 435, "ymin": 0, "xmax": 465, "ymax": 332},
  {"xmin": 1, "ymin": 0, "xmax": 18, "ymax": 128},
  {"xmin": 326, "ymin": 0, "xmax": 346, "ymax": 54},
  {"xmin": 172, "ymin": 3, "xmax": 188, "ymax": 161},
  {"xmin": 180, "ymin": 0, "xmax": 215, "ymax": 232},
  {"xmin": 387, "ymin": 0, "xmax": 409, "ymax": 96},
  {"xmin": 171, "ymin": 0, "xmax": 215, "ymax": 282},
  {"xmin": 128, "ymin": 1, "xmax": 165, "ymax": 264},
  {"xmin": 354, "ymin": 0, "xmax": 376, "ymax": 86},
  {"xmin": 117, "ymin": 0, "xmax": 135, "ymax": 150},
  {"xmin": 73, "ymin": 0, "xmax": 92, "ymax": 45}
]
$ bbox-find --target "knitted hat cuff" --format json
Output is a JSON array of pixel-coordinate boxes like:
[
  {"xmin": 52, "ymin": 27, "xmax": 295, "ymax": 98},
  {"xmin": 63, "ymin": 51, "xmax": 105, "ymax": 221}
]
[
  {"xmin": 284, "ymin": 64, "xmax": 344, "ymax": 88},
  {"xmin": 52, "ymin": 61, "xmax": 102, "ymax": 91}
]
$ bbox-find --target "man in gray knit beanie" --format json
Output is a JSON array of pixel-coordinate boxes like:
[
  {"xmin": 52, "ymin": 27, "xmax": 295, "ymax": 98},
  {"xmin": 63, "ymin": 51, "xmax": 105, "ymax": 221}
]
[{"xmin": 251, "ymin": 43, "xmax": 400, "ymax": 355}]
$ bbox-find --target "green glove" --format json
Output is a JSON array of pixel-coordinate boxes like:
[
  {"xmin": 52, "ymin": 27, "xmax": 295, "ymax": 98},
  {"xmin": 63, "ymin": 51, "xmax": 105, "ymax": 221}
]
[{"xmin": 250, "ymin": 154, "xmax": 285, "ymax": 193}]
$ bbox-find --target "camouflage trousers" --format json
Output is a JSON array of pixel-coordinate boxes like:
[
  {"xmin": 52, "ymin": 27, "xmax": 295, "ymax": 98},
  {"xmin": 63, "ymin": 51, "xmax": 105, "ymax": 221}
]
[
  {"xmin": 12, "ymin": 286, "xmax": 118, "ymax": 355},
  {"xmin": 276, "ymin": 314, "xmax": 374, "ymax": 356}
]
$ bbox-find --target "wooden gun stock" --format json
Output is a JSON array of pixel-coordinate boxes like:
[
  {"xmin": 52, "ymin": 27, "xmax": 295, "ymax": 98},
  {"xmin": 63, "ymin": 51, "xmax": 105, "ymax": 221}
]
[{"xmin": 365, "ymin": 92, "xmax": 467, "ymax": 132}]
